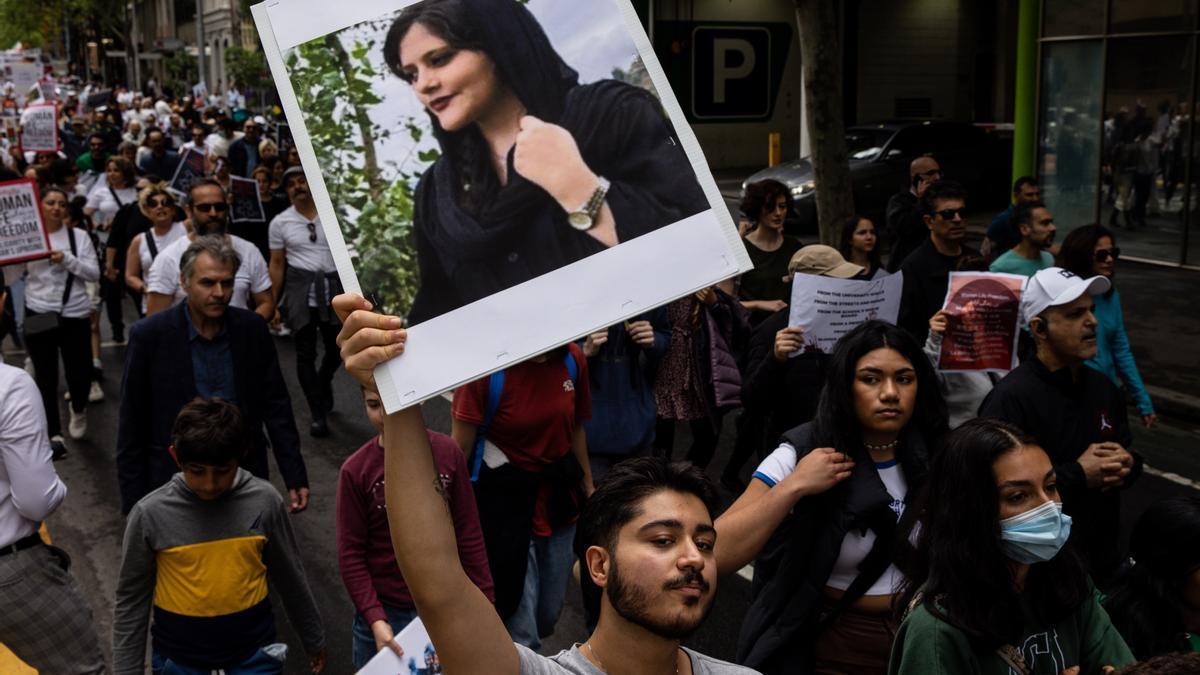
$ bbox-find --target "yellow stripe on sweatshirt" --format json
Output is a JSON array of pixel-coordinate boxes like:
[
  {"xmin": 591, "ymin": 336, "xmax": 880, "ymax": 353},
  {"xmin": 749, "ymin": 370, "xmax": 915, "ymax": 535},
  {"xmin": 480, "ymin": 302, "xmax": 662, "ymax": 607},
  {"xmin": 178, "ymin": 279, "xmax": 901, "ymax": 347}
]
[{"xmin": 154, "ymin": 535, "xmax": 268, "ymax": 617}]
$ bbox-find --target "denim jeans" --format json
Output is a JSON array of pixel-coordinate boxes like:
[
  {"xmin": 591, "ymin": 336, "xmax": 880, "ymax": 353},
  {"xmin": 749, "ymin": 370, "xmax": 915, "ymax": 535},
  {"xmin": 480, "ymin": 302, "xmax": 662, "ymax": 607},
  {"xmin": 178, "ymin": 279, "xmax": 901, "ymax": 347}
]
[
  {"xmin": 150, "ymin": 644, "xmax": 287, "ymax": 674},
  {"xmin": 351, "ymin": 605, "xmax": 419, "ymax": 670},
  {"xmin": 504, "ymin": 523, "xmax": 577, "ymax": 650}
]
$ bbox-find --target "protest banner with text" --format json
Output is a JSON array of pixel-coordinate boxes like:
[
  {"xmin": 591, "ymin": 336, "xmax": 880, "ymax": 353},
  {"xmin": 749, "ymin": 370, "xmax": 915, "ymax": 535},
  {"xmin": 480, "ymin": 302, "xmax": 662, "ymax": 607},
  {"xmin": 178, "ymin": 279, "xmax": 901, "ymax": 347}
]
[
  {"xmin": 20, "ymin": 104, "xmax": 57, "ymax": 153},
  {"xmin": 936, "ymin": 272, "xmax": 1025, "ymax": 373},
  {"xmin": 168, "ymin": 147, "xmax": 207, "ymax": 198},
  {"xmin": 788, "ymin": 273, "xmax": 904, "ymax": 353},
  {"xmin": 0, "ymin": 179, "xmax": 50, "ymax": 266},
  {"xmin": 230, "ymin": 175, "xmax": 265, "ymax": 223}
]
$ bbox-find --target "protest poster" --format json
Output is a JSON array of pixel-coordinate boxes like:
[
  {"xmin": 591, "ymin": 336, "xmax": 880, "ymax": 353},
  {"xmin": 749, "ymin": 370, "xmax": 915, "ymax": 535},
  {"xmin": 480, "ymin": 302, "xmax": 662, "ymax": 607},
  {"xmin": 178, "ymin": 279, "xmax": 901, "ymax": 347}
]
[
  {"xmin": 19, "ymin": 104, "xmax": 57, "ymax": 152},
  {"xmin": 787, "ymin": 273, "xmax": 904, "ymax": 354},
  {"xmin": 253, "ymin": 0, "xmax": 751, "ymax": 411},
  {"xmin": 229, "ymin": 175, "xmax": 265, "ymax": 223},
  {"xmin": 936, "ymin": 272, "xmax": 1025, "ymax": 373},
  {"xmin": 0, "ymin": 179, "xmax": 50, "ymax": 266},
  {"xmin": 356, "ymin": 616, "xmax": 439, "ymax": 674},
  {"xmin": 37, "ymin": 80, "xmax": 57, "ymax": 102},
  {"xmin": 8, "ymin": 61, "xmax": 42, "ymax": 106},
  {"xmin": 167, "ymin": 147, "xmax": 206, "ymax": 198}
]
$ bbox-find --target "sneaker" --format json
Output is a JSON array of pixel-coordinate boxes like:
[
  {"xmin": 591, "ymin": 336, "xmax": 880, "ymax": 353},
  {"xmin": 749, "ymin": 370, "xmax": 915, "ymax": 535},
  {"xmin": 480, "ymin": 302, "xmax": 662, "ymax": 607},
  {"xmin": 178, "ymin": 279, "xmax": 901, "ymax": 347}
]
[
  {"xmin": 68, "ymin": 407, "xmax": 87, "ymax": 440},
  {"xmin": 49, "ymin": 435, "xmax": 68, "ymax": 461},
  {"xmin": 88, "ymin": 381, "xmax": 105, "ymax": 403},
  {"xmin": 277, "ymin": 325, "xmax": 292, "ymax": 337}
]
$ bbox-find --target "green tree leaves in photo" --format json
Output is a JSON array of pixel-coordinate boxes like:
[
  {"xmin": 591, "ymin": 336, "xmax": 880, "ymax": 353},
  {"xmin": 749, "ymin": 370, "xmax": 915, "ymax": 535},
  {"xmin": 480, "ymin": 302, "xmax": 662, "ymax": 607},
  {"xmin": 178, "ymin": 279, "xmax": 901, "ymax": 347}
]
[{"xmin": 287, "ymin": 33, "xmax": 422, "ymax": 317}]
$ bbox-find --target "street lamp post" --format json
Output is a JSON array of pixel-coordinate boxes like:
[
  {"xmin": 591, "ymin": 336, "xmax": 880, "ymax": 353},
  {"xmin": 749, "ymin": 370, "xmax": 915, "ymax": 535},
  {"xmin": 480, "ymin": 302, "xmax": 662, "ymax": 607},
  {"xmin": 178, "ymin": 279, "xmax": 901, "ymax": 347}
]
[{"xmin": 196, "ymin": 0, "xmax": 206, "ymax": 92}]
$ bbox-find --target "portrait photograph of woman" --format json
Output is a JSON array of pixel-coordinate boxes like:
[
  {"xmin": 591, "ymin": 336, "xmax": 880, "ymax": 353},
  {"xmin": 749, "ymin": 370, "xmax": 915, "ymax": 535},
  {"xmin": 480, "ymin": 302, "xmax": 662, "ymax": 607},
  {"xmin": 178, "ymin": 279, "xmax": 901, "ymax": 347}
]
[{"xmin": 280, "ymin": 0, "xmax": 716, "ymax": 322}]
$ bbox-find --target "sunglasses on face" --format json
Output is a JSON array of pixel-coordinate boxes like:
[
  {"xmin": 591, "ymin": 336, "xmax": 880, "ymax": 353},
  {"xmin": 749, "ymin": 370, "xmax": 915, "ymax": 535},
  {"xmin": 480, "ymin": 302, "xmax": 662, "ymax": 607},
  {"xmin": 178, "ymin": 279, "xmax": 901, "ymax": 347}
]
[
  {"xmin": 307, "ymin": 221, "xmax": 317, "ymax": 243},
  {"xmin": 1095, "ymin": 247, "xmax": 1121, "ymax": 263},
  {"xmin": 193, "ymin": 202, "xmax": 229, "ymax": 213},
  {"xmin": 934, "ymin": 208, "xmax": 967, "ymax": 220},
  {"xmin": 147, "ymin": 197, "xmax": 174, "ymax": 208}
]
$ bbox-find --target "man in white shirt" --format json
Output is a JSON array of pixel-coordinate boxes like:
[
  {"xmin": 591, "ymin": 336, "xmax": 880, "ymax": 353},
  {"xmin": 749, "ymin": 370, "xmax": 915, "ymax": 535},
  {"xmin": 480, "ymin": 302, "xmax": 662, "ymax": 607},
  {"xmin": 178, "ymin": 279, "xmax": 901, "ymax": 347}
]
[
  {"xmin": 0, "ymin": 359, "xmax": 105, "ymax": 673},
  {"xmin": 269, "ymin": 167, "xmax": 342, "ymax": 437},
  {"xmin": 145, "ymin": 179, "xmax": 274, "ymax": 321}
]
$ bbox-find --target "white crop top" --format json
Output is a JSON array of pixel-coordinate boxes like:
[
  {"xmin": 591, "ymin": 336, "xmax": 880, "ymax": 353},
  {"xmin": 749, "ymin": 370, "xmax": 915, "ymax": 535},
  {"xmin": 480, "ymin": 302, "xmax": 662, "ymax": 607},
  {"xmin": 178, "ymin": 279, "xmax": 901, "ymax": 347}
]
[{"xmin": 752, "ymin": 444, "xmax": 908, "ymax": 597}]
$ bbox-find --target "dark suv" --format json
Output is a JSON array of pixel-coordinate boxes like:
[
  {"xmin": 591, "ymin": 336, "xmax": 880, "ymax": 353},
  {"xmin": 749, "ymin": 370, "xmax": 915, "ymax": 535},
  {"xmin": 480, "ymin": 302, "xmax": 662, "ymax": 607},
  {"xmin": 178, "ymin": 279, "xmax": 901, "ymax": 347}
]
[{"xmin": 741, "ymin": 120, "xmax": 1010, "ymax": 233}]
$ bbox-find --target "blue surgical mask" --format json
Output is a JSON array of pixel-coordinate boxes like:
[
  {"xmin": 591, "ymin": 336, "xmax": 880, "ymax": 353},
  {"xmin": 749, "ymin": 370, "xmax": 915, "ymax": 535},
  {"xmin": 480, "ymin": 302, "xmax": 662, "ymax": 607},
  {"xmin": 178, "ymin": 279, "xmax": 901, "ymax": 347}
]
[{"xmin": 999, "ymin": 500, "xmax": 1072, "ymax": 564}]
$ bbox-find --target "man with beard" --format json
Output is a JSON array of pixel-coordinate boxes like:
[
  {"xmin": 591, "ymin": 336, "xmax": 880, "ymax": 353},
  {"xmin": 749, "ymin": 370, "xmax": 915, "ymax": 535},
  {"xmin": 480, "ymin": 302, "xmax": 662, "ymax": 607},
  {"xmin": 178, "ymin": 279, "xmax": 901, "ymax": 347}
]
[
  {"xmin": 331, "ymin": 291, "xmax": 758, "ymax": 674},
  {"xmin": 145, "ymin": 179, "xmax": 275, "ymax": 321},
  {"xmin": 980, "ymin": 267, "xmax": 1141, "ymax": 584},
  {"xmin": 269, "ymin": 167, "xmax": 342, "ymax": 437},
  {"xmin": 117, "ymin": 236, "xmax": 309, "ymax": 515},
  {"xmin": 989, "ymin": 201, "xmax": 1057, "ymax": 277}
]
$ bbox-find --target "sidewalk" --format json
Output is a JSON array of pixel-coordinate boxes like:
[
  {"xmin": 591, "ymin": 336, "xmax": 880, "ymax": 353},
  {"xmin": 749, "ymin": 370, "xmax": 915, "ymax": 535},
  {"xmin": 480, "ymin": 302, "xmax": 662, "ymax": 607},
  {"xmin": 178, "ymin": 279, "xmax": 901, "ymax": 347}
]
[{"xmin": 714, "ymin": 167, "xmax": 1199, "ymax": 421}]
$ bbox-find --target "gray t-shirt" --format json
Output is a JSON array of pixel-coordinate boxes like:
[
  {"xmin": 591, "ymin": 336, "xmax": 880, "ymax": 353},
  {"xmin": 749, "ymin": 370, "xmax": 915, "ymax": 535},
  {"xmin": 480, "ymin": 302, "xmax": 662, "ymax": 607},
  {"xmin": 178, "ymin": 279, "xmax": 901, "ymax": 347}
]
[{"xmin": 516, "ymin": 644, "xmax": 760, "ymax": 674}]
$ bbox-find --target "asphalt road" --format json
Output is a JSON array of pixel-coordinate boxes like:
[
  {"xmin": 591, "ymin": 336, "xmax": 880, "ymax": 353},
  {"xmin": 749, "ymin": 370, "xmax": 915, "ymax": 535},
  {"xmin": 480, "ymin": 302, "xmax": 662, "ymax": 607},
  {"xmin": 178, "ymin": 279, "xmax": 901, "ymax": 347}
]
[{"xmin": 20, "ymin": 319, "xmax": 1200, "ymax": 674}]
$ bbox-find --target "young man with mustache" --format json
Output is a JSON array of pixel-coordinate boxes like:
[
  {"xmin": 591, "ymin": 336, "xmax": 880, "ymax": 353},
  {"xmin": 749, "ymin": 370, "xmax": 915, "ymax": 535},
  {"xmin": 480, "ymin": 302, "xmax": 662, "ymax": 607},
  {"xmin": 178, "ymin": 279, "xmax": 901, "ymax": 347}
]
[
  {"xmin": 332, "ymin": 293, "xmax": 758, "ymax": 674},
  {"xmin": 989, "ymin": 201, "xmax": 1057, "ymax": 277},
  {"xmin": 980, "ymin": 267, "xmax": 1142, "ymax": 585}
]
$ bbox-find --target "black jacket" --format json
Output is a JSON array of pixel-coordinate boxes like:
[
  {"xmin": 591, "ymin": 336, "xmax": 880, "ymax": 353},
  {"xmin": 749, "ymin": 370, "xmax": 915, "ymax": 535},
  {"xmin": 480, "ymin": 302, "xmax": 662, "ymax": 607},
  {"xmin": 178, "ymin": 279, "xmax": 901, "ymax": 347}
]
[
  {"xmin": 736, "ymin": 423, "xmax": 930, "ymax": 674},
  {"xmin": 116, "ymin": 302, "xmax": 307, "ymax": 513},
  {"xmin": 897, "ymin": 238, "xmax": 979, "ymax": 345},
  {"xmin": 979, "ymin": 357, "xmax": 1141, "ymax": 582},
  {"xmin": 885, "ymin": 191, "xmax": 925, "ymax": 272},
  {"xmin": 740, "ymin": 309, "xmax": 829, "ymax": 455}
]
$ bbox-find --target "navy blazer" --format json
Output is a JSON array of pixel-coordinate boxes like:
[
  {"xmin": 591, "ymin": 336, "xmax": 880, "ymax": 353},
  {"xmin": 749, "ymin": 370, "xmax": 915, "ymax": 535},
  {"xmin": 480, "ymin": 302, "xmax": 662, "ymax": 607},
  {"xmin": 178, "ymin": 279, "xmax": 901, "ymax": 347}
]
[{"xmin": 116, "ymin": 302, "xmax": 307, "ymax": 513}]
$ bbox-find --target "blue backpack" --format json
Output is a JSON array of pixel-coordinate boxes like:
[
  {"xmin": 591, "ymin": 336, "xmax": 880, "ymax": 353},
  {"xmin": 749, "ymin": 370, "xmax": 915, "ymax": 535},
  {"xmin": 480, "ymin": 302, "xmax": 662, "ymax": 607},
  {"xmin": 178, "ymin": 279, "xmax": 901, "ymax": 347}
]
[{"xmin": 470, "ymin": 351, "xmax": 578, "ymax": 482}]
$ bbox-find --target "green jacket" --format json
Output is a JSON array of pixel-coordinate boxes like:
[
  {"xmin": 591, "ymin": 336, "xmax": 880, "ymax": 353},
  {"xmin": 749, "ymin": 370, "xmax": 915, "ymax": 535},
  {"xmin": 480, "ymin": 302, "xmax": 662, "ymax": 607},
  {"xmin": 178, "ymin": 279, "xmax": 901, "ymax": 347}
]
[{"xmin": 889, "ymin": 590, "xmax": 1134, "ymax": 674}]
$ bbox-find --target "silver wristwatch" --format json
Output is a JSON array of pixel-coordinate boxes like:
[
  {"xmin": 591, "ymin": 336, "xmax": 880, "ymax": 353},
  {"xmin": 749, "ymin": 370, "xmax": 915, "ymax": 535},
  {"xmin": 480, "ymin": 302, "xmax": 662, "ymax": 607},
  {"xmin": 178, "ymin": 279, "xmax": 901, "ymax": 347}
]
[{"xmin": 567, "ymin": 176, "xmax": 611, "ymax": 231}]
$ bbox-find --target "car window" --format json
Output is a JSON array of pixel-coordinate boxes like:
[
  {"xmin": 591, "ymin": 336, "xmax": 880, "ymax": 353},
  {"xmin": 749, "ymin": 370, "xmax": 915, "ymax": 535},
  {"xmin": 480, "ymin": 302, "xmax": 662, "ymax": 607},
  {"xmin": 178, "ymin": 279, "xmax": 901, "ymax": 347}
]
[
  {"xmin": 930, "ymin": 123, "xmax": 987, "ymax": 153},
  {"xmin": 844, "ymin": 128, "xmax": 896, "ymax": 160},
  {"xmin": 885, "ymin": 125, "xmax": 940, "ymax": 159}
]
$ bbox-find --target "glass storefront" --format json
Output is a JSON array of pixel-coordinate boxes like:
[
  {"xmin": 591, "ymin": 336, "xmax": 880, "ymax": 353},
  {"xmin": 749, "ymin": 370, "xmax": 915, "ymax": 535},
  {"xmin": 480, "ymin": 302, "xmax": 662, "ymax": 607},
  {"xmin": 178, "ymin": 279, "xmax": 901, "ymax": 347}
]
[{"xmin": 1039, "ymin": 1, "xmax": 1200, "ymax": 266}]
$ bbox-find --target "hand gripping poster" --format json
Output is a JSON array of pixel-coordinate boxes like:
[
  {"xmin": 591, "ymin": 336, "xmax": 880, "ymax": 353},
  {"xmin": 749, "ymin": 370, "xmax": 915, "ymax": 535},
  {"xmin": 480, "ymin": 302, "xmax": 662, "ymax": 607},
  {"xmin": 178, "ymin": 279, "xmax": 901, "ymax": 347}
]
[
  {"xmin": 252, "ymin": 0, "xmax": 750, "ymax": 411},
  {"xmin": 936, "ymin": 272, "xmax": 1025, "ymax": 373}
]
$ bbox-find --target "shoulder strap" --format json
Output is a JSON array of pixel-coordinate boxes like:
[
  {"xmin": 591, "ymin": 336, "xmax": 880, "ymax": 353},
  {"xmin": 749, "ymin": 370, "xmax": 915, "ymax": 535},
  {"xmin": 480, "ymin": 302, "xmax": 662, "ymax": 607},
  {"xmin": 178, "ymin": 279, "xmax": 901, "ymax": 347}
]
[
  {"xmin": 470, "ymin": 370, "xmax": 506, "ymax": 482},
  {"xmin": 109, "ymin": 185, "xmax": 124, "ymax": 207},
  {"xmin": 60, "ymin": 227, "xmax": 78, "ymax": 310},
  {"xmin": 145, "ymin": 231, "xmax": 159, "ymax": 259}
]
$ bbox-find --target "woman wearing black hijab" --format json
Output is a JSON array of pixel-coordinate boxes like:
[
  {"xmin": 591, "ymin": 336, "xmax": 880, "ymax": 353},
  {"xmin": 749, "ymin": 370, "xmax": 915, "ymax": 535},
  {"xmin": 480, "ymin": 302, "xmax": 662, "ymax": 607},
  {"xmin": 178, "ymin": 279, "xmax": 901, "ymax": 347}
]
[{"xmin": 384, "ymin": 0, "xmax": 708, "ymax": 324}]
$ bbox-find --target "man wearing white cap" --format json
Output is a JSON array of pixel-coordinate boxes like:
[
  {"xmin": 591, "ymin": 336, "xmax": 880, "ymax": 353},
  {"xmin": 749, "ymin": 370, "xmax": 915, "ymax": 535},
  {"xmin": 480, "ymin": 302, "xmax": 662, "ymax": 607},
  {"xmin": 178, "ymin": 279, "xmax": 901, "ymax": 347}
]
[{"xmin": 980, "ymin": 266, "xmax": 1140, "ymax": 584}]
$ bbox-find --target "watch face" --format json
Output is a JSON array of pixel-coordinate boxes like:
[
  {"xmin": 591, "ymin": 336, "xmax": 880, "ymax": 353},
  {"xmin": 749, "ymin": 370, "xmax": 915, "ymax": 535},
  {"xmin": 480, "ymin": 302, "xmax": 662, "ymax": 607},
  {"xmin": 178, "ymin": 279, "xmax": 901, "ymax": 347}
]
[{"xmin": 568, "ymin": 211, "xmax": 593, "ymax": 230}]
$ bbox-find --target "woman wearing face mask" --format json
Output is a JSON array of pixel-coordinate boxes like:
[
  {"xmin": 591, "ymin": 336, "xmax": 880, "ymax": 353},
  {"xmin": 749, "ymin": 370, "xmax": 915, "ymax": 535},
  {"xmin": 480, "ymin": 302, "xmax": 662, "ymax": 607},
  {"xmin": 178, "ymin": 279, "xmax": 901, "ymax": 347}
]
[
  {"xmin": 890, "ymin": 417, "xmax": 1134, "ymax": 674},
  {"xmin": 1103, "ymin": 495, "xmax": 1200, "ymax": 660},
  {"xmin": 720, "ymin": 320, "xmax": 947, "ymax": 674},
  {"xmin": 384, "ymin": 0, "xmax": 707, "ymax": 324},
  {"xmin": 839, "ymin": 215, "xmax": 888, "ymax": 280},
  {"xmin": 1057, "ymin": 224, "xmax": 1156, "ymax": 429}
]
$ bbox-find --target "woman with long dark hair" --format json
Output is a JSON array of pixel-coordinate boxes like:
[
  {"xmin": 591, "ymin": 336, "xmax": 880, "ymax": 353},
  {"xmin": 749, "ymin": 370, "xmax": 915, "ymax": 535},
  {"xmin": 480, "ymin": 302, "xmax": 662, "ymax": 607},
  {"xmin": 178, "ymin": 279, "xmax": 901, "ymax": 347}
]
[
  {"xmin": 839, "ymin": 214, "xmax": 887, "ymax": 280},
  {"xmin": 383, "ymin": 0, "xmax": 707, "ymax": 323},
  {"xmin": 890, "ymin": 418, "xmax": 1134, "ymax": 673},
  {"xmin": 1058, "ymin": 224, "xmax": 1156, "ymax": 428},
  {"xmin": 1103, "ymin": 495, "xmax": 1200, "ymax": 660},
  {"xmin": 719, "ymin": 320, "xmax": 947, "ymax": 674}
]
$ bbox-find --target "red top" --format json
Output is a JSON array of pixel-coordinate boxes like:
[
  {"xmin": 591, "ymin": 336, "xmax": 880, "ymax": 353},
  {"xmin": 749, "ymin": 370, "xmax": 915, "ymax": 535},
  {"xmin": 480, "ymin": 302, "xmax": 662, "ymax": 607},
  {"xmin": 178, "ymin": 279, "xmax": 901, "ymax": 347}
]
[
  {"xmin": 452, "ymin": 344, "xmax": 592, "ymax": 535},
  {"xmin": 335, "ymin": 430, "xmax": 495, "ymax": 626}
]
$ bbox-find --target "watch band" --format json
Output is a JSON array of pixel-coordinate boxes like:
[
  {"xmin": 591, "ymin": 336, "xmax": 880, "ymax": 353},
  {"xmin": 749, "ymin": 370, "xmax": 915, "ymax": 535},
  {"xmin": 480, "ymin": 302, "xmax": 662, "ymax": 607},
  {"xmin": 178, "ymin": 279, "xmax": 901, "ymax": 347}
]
[{"xmin": 567, "ymin": 176, "xmax": 610, "ymax": 231}]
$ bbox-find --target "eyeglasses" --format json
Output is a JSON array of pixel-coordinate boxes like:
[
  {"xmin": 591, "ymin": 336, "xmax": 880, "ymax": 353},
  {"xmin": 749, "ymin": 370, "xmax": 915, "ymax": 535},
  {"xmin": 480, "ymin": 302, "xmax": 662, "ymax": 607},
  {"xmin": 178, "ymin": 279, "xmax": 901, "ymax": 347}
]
[
  {"xmin": 307, "ymin": 222, "xmax": 317, "ymax": 243},
  {"xmin": 1094, "ymin": 247, "xmax": 1121, "ymax": 263},
  {"xmin": 147, "ymin": 197, "xmax": 174, "ymax": 208},
  {"xmin": 934, "ymin": 208, "xmax": 967, "ymax": 220},
  {"xmin": 193, "ymin": 202, "xmax": 228, "ymax": 213}
]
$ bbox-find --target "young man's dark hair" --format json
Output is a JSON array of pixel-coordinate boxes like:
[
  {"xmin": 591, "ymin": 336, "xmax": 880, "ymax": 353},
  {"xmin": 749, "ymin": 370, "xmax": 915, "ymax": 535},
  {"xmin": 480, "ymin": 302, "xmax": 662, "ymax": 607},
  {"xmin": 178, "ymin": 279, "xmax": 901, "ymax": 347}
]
[
  {"xmin": 1012, "ymin": 175, "xmax": 1038, "ymax": 194},
  {"xmin": 170, "ymin": 397, "xmax": 250, "ymax": 465},
  {"xmin": 574, "ymin": 457, "xmax": 720, "ymax": 621},
  {"xmin": 919, "ymin": 179, "xmax": 969, "ymax": 216},
  {"xmin": 1013, "ymin": 200, "xmax": 1047, "ymax": 230}
]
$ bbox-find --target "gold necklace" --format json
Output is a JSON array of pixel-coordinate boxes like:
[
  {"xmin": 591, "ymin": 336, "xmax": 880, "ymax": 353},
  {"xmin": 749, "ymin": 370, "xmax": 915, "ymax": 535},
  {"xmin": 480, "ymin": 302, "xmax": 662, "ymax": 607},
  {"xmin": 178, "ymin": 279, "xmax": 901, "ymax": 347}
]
[{"xmin": 584, "ymin": 641, "xmax": 680, "ymax": 674}]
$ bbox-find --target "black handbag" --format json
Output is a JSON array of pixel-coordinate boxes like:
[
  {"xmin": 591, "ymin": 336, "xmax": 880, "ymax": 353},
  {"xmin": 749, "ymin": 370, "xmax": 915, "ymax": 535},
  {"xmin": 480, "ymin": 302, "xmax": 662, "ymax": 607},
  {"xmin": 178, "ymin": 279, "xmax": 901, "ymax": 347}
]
[{"xmin": 23, "ymin": 227, "xmax": 78, "ymax": 338}]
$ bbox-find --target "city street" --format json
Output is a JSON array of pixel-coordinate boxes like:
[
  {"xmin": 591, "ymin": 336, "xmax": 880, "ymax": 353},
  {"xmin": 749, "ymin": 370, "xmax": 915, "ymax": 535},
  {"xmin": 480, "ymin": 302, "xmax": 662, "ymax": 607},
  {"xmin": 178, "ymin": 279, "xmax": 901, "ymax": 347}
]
[{"xmin": 21, "ymin": 318, "xmax": 1200, "ymax": 673}]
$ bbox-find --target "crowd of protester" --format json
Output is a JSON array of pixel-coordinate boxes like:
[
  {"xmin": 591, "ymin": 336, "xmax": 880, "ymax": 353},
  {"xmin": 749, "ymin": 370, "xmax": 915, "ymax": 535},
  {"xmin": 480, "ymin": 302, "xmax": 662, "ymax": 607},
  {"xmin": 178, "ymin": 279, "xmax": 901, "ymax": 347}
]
[{"xmin": 0, "ymin": 57, "xmax": 1194, "ymax": 675}]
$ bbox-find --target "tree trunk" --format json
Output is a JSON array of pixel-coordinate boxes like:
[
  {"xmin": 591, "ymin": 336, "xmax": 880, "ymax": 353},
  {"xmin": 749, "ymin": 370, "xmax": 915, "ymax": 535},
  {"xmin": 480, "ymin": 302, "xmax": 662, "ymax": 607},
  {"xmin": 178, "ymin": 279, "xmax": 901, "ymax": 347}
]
[
  {"xmin": 795, "ymin": 0, "xmax": 854, "ymax": 246},
  {"xmin": 325, "ymin": 34, "xmax": 384, "ymax": 202}
]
